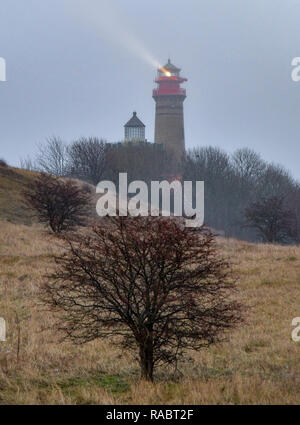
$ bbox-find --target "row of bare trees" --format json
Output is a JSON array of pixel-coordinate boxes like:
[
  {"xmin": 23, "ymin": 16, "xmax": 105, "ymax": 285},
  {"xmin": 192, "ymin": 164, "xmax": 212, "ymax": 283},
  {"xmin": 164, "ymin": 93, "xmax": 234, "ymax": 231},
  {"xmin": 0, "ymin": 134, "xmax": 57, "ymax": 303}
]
[
  {"xmin": 21, "ymin": 138, "xmax": 300, "ymax": 243},
  {"xmin": 20, "ymin": 137, "xmax": 107, "ymax": 183},
  {"xmin": 21, "ymin": 136, "xmax": 178, "ymax": 185},
  {"xmin": 184, "ymin": 147, "xmax": 300, "ymax": 243}
]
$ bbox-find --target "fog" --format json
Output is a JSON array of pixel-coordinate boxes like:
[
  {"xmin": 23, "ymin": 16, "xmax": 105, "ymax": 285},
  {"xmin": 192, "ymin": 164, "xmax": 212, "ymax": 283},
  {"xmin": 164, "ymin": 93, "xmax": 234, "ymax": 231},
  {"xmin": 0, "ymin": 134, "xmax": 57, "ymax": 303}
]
[{"xmin": 1, "ymin": 0, "xmax": 300, "ymax": 178}]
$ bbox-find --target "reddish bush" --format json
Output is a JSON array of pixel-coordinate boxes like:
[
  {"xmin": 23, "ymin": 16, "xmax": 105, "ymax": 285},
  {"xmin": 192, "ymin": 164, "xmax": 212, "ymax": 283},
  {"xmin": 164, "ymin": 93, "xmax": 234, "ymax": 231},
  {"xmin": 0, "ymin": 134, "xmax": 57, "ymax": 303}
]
[
  {"xmin": 23, "ymin": 173, "xmax": 90, "ymax": 233},
  {"xmin": 43, "ymin": 216, "xmax": 243, "ymax": 381}
]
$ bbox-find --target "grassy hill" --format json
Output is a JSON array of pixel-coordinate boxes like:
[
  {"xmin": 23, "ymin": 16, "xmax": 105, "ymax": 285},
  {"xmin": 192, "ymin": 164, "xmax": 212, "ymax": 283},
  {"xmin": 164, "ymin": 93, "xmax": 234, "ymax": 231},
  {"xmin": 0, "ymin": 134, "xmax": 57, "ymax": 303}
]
[
  {"xmin": 0, "ymin": 165, "xmax": 96, "ymax": 225},
  {"xmin": 0, "ymin": 165, "xmax": 300, "ymax": 404},
  {"xmin": 0, "ymin": 165, "xmax": 38, "ymax": 224},
  {"xmin": 0, "ymin": 219, "xmax": 300, "ymax": 404}
]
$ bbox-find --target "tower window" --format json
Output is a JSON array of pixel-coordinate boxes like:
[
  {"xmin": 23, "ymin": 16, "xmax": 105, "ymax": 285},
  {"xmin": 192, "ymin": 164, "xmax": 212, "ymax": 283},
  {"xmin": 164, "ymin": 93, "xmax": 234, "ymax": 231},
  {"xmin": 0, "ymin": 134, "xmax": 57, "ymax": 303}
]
[{"xmin": 125, "ymin": 127, "xmax": 145, "ymax": 140}]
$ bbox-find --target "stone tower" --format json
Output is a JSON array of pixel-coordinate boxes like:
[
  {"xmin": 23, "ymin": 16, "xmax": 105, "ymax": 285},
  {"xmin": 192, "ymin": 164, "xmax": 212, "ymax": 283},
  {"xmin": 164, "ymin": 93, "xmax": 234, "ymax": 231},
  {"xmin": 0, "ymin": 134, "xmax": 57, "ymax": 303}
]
[{"xmin": 153, "ymin": 59, "xmax": 187, "ymax": 162}]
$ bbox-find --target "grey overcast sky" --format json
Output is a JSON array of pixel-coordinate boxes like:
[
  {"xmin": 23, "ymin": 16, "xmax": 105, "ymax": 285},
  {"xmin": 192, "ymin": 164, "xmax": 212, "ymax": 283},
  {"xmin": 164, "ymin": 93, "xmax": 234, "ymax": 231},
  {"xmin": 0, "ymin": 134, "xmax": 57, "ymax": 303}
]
[{"xmin": 1, "ymin": 0, "xmax": 300, "ymax": 178}]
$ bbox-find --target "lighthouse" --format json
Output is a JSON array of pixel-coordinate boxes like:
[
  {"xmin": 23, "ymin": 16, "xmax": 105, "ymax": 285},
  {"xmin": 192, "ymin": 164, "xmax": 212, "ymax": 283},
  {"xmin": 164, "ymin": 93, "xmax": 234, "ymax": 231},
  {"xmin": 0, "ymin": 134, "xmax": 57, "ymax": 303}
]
[{"xmin": 153, "ymin": 59, "xmax": 187, "ymax": 162}]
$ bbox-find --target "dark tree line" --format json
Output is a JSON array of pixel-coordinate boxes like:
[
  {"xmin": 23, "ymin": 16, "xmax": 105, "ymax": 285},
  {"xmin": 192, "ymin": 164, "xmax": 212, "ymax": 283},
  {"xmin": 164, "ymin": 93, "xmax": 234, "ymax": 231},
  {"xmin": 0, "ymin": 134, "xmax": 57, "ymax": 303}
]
[
  {"xmin": 183, "ymin": 147, "xmax": 300, "ymax": 243},
  {"xmin": 25, "ymin": 136, "xmax": 178, "ymax": 186},
  {"xmin": 22, "ymin": 138, "xmax": 300, "ymax": 243}
]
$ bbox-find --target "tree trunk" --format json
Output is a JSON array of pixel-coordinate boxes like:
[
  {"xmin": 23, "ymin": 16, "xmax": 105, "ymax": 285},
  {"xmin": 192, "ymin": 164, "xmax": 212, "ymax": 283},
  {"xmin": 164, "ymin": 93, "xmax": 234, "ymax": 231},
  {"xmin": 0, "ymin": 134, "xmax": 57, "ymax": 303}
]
[{"xmin": 139, "ymin": 331, "xmax": 154, "ymax": 381}]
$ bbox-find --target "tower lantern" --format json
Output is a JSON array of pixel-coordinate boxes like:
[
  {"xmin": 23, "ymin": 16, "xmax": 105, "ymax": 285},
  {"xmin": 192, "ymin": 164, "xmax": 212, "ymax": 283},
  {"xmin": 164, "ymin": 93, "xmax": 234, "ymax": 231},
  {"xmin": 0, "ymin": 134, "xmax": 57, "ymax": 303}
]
[
  {"xmin": 153, "ymin": 59, "xmax": 187, "ymax": 161},
  {"xmin": 124, "ymin": 111, "xmax": 146, "ymax": 143}
]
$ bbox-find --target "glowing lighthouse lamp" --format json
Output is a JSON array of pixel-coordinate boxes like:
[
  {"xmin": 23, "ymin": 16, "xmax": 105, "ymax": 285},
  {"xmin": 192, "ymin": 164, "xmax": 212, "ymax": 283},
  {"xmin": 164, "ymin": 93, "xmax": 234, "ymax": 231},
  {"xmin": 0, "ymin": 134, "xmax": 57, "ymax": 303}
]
[{"xmin": 153, "ymin": 59, "xmax": 187, "ymax": 96}]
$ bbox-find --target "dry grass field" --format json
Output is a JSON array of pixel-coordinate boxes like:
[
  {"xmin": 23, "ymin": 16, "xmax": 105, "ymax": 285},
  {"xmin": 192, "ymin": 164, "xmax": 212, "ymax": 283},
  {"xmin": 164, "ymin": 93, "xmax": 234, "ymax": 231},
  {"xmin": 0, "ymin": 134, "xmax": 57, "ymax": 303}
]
[{"xmin": 0, "ymin": 219, "xmax": 300, "ymax": 405}]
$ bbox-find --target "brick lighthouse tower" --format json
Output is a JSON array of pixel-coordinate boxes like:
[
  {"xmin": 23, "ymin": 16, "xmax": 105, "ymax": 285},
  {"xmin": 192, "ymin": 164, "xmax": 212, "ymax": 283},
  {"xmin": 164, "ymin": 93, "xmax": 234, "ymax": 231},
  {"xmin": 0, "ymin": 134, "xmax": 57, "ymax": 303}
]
[{"xmin": 153, "ymin": 59, "xmax": 187, "ymax": 162}]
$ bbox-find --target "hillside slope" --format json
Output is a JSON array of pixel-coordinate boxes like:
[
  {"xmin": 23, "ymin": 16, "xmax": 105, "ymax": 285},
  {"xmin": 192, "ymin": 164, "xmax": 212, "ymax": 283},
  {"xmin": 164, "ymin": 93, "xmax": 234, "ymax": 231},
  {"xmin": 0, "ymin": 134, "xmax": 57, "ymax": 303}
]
[
  {"xmin": 0, "ymin": 166, "xmax": 98, "ymax": 225},
  {"xmin": 1, "ymin": 166, "xmax": 300, "ymax": 404},
  {"xmin": 0, "ymin": 165, "xmax": 38, "ymax": 224}
]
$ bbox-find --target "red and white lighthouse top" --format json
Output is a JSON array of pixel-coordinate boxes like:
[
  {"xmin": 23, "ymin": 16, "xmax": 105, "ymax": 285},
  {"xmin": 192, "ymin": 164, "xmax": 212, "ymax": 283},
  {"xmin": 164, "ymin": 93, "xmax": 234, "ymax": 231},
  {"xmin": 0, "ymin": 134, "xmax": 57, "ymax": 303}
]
[{"xmin": 153, "ymin": 59, "xmax": 187, "ymax": 97}]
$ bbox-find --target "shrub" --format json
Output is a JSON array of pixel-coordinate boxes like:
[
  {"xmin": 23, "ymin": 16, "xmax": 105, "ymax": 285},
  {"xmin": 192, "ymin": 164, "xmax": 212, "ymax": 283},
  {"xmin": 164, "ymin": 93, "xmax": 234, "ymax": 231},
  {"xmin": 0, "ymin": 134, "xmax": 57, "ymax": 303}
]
[
  {"xmin": 244, "ymin": 196, "xmax": 297, "ymax": 243},
  {"xmin": 23, "ymin": 173, "xmax": 91, "ymax": 233},
  {"xmin": 0, "ymin": 158, "xmax": 8, "ymax": 167},
  {"xmin": 42, "ymin": 216, "xmax": 243, "ymax": 381}
]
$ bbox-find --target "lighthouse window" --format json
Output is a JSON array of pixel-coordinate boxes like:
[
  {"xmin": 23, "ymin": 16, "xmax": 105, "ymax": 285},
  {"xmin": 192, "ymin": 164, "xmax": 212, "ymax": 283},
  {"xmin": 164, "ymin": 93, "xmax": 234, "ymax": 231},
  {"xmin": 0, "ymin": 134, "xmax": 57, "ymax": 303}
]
[
  {"xmin": 125, "ymin": 127, "xmax": 145, "ymax": 140},
  {"xmin": 159, "ymin": 71, "xmax": 179, "ymax": 77}
]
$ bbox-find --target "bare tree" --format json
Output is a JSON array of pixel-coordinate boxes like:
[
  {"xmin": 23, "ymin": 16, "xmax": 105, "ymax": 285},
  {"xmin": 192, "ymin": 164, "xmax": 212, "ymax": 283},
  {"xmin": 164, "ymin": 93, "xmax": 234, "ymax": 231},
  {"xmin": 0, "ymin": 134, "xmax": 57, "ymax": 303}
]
[
  {"xmin": 23, "ymin": 173, "xmax": 91, "ymax": 233},
  {"xmin": 244, "ymin": 196, "xmax": 297, "ymax": 243},
  {"xmin": 67, "ymin": 137, "xmax": 107, "ymax": 184},
  {"xmin": 36, "ymin": 137, "xmax": 68, "ymax": 177},
  {"xmin": 257, "ymin": 163, "xmax": 296, "ymax": 199},
  {"xmin": 19, "ymin": 156, "xmax": 37, "ymax": 171},
  {"xmin": 231, "ymin": 148, "xmax": 266, "ymax": 182},
  {"xmin": 42, "ymin": 216, "xmax": 243, "ymax": 381},
  {"xmin": 185, "ymin": 147, "xmax": 231, "ymax": 182},
  {"xmin": 184, "ymin": 147, "xmax": 235, "ymax": 233}
]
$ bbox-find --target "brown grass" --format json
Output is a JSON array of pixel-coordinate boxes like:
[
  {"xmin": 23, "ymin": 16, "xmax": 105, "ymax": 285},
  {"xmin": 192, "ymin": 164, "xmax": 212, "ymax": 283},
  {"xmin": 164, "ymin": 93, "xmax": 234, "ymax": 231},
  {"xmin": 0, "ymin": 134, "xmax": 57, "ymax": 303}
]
[
  {"xmin": 0, "ymin": 221, "xmax": 300, "ymax": 404},
  {"xmin": 0, "ymin": 167, "xmax": 40, "ymax": 225}
]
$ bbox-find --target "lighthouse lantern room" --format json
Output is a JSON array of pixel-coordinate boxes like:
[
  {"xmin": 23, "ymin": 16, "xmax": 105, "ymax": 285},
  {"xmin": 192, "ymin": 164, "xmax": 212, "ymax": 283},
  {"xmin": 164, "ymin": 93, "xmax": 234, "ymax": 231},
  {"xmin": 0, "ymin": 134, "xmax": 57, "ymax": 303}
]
[{"xmin": 153, "ymin": 59, "xmax": 187, "ymax": 97}]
